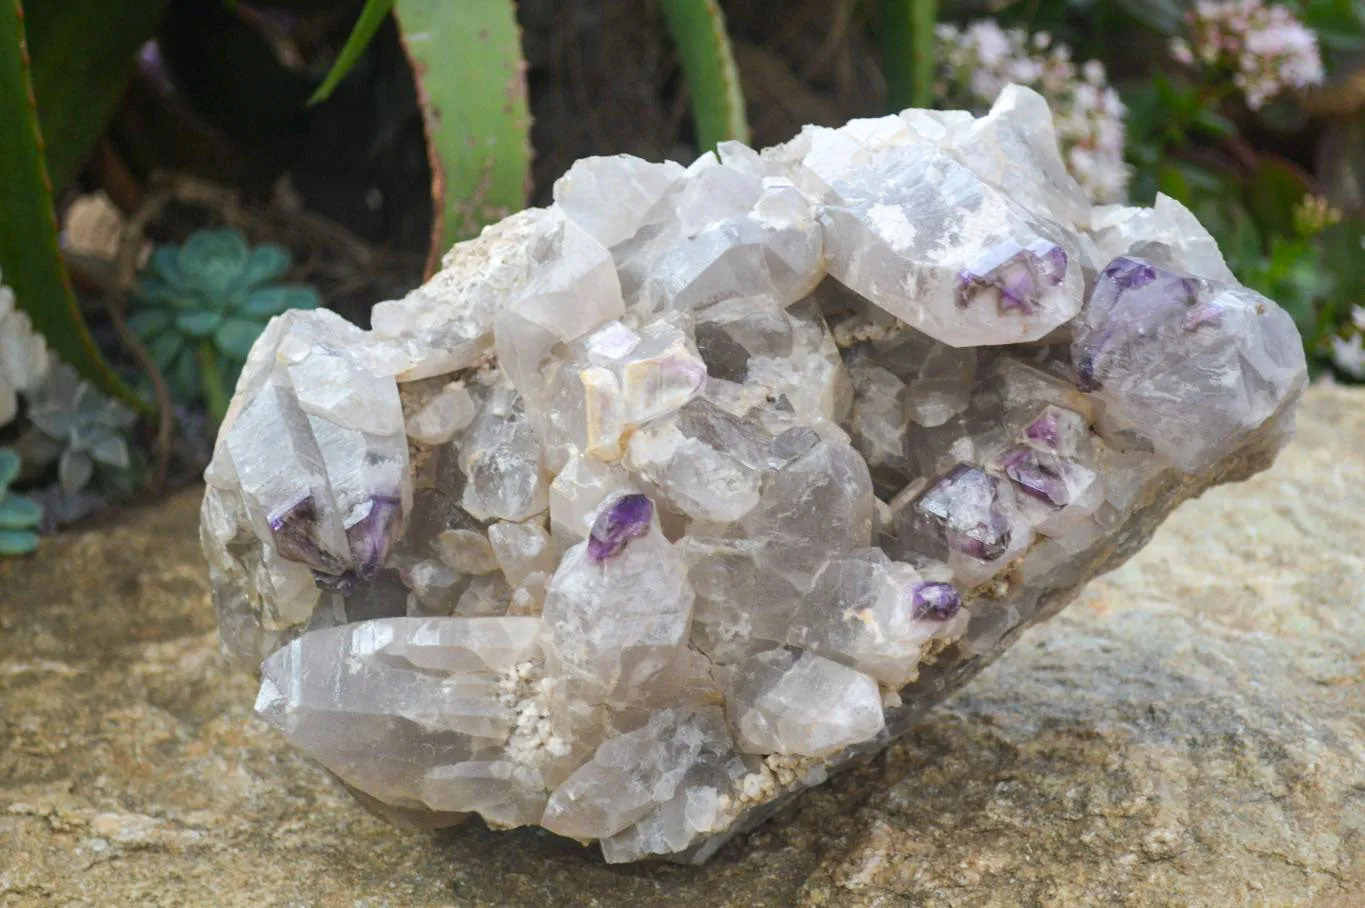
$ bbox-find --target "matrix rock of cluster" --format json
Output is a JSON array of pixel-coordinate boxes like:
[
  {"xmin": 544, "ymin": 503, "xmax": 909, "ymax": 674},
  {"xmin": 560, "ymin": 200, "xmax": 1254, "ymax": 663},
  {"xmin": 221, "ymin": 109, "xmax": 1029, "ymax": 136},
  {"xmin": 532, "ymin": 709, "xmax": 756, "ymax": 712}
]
[{"xmin": 202, "ymin": 86, "xmax": 1306, "ymax": 863}]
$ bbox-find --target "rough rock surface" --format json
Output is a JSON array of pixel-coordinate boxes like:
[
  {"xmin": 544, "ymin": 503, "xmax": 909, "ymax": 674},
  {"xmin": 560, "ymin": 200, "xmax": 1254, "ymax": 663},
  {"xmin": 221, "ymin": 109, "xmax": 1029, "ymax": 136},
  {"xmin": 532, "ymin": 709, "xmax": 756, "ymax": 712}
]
[{"xmin": 2, "ymin": 384, "xmax": 1360, "ymax": 905}]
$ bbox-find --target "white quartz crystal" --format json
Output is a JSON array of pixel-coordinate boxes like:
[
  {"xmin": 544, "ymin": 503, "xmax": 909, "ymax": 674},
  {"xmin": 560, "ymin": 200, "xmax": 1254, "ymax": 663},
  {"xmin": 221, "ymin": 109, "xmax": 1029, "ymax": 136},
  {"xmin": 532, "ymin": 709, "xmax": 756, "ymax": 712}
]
[{"xmin": 205, "ymin": 89, "xmax": 1308, "ymax": 864}]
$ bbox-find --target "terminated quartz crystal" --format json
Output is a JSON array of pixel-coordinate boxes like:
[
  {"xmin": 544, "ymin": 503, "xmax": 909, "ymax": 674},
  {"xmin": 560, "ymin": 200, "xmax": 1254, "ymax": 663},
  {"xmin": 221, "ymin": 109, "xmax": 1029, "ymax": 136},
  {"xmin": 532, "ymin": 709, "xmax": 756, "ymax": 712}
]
[{"xmin": 203, "ymin": 86, "xmax": 1307, "ymax": 863}]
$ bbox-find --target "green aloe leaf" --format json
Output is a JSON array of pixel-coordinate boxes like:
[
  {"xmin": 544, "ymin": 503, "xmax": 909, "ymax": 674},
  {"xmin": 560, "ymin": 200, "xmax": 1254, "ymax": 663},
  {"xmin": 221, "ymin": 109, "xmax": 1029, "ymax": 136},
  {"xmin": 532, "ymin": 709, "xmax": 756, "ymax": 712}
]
[
  {"xmin": 879, "ymin": 0, "xmax": 938, "ymax": 110},
  {"xmin": 658, "ymin": 0, "xmax": 749, "ymax": 152},
  {"xmin": 0, "ymin": 528, "xmax": 40, "ymax": 556},
  {"xmin": 309, "ymin": 0, "xmax": 394, "ymax": 105},
  {"xmin": 0, "ymin": 493, "xmax": 41, "ymax": 530},
  {"xmin": 0, "ymin": 1, "xmax": 143, "ymax": 412},
  {"xmin": 24, "ymin": 0, "xmax": 170, "ymax": 193},
  {"xmin": 393, "ymin": 0, "xmax": 532, "ymax": 273}
]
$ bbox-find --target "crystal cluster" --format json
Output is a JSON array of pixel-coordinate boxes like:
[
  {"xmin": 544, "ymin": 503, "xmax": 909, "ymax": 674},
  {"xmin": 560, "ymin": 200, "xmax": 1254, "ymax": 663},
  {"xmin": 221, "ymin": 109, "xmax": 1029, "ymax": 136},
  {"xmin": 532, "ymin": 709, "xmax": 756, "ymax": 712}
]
[{"xmin": 201, "ymin": 86, "xmax": 1306, "ymax": 863}]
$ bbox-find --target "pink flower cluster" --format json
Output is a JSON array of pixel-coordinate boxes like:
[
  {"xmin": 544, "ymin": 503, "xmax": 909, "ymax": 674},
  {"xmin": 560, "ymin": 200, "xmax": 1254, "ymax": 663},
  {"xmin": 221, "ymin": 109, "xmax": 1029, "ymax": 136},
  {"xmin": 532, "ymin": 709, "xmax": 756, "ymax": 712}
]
[
  {"xmin": 1171, "ymin": 1, "xmax": 1325, "ymax": 110},
  {"xmin": 935, "ymin": 21, "xmax": 1130, "ymax": 203}
]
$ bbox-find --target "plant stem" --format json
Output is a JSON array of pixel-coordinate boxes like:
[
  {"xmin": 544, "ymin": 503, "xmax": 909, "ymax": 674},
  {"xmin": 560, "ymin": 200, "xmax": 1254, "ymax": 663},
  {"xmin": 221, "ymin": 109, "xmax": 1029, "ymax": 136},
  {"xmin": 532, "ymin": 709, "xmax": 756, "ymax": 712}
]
[
  {"xmin": 197, "ymin": 341, "xmax": 229, "ymax": 426},
  {"xmin": 658, "ymin": 0, "xmax": 749, "ymax": 152},
  {"xmin": 880, "ymin": 0, "xmax": 938, "ymax": 111}
]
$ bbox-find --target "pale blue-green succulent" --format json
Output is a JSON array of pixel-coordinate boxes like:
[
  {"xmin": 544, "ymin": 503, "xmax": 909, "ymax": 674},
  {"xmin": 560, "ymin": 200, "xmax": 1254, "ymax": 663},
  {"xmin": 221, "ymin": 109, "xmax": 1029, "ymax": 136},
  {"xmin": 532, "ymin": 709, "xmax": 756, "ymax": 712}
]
[
  {"xmin": 24, "ymin": 364, "xmax": 137, "ymax": 495},
  {"xmin": 129, "ymin": 228, "xmax": 320, "ymax": 419},
  {"xmin": 0, "ymin": 447, "xmax": 42, "ymax": 556}
]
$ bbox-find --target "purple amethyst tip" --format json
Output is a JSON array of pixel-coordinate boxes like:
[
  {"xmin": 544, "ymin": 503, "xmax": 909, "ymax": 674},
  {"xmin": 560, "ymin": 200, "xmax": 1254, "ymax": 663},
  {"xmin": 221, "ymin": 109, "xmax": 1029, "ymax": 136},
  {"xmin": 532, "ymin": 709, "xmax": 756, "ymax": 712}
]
[
  {"xmin": 346, "ymin": 495, "xmax": 405, "ymax": 582},
  {"xmin": 1024, "ymin": 411, "xmax": 1061, "ymax": 449},
  {"xmin": 1001, "ymin": 446, "xmax": 1070, "ymax": 508},
  {"xmin": 587, "ymin": 494, "xmax": 654, "ymax": 563},
  {"xmin": 1103, "ymin": 257, "xmax": 1157, "ymax": 289},
  {"xmin": 912, "ymin": 582, "xmax": 962, "ymax": 621}
]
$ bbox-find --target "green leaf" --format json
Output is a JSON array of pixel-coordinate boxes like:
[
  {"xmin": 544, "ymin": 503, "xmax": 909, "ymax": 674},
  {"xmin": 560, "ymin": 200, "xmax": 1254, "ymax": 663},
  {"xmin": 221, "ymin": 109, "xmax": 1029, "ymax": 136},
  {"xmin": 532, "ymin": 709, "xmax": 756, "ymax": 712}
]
[
  {"xmin": 0, "ymin": 493, "xmax": 41, "ymax": 530},
  {"xmin": 170, "ymin": 345, "xmax": 200, "ymax": 400},
  {"xmin": 213, "ymin": 317, "xmax": 265, "ymax": 360},
  {"xmin": 659, "ymin": 0, "xmax": 750, "ymax": 150},
  {"xmin": 1246, "ymin": 156, "xmax": 1312, "ymax": 241},
  {"xmin": 394, "ymin": 0, "xmax": 532, "ymax": 272},
  {"xmin": 24, "ymin": 0, "xmax": 170, "ymax": 193},
  {"xmin": 126, "ymin": 309, "xmax": 173, "ymax": 339},
  {"xmin": 148, "ymin": 331, "xmax": 186, "ymax": 370},
  {"xmin": 238, "ymin": 285, "xmax": 320, "ymax": 318},
  {"xmin": 878, "ymin": 0, "xmax": 937, "ymax": 111},
  {"xmin": 176, "ymin": 309, "xmax": 225, "ymax": 339},
  {"xmin": 0, "ymin": 448, "xmax": 19, "ymax": 488},
  {"xmin": 0, "ymin": 1, "xmax": 143, "ymax": 412},
  {"xmin": 309, "ymin": 0, "xmax": 395, "ymax": 105},
  {"xmin": 178, "ymin": 229, "xmax": 250, "ymax": 295},
  {"xmin": 0, "ymin": 528, "xmax": 40, "ymax": 556},
  {"xmin": 242, "ymin": 244, "xmax": 293, "ymax": 287},
  {"xmin": 1111, "ymin": 0, "xmax": 1185, "ymax": 34}
]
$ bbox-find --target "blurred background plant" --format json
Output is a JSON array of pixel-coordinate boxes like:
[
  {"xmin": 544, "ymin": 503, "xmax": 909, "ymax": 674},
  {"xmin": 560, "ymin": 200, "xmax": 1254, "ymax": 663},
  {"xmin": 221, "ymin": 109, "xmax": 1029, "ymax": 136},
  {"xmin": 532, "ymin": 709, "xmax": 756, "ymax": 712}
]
[
  {"xmin": 0, "ymin": 0, "xmax": 1361, "ymax": 540},
  {"xmin": 130, "ymin": 227, "xmax": 320, "ymax": 422},
  {"xmin": 0, "ymin": 448, "xmax": 42, "ymax": 557}
]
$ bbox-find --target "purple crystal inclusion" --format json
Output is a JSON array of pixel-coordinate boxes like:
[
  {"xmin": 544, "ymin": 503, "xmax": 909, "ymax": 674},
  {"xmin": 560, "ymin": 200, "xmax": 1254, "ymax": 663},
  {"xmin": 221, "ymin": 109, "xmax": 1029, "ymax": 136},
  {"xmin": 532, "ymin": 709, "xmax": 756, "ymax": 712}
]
[
  {"xmin": 911, "ymin": 582, "xmax": 962, "ymax": 621},
  {"xmin": 956, "ymin": 239, "xmax": 1068, "ymax": 314},
  {"xmin": 1024, "ymin": 410, "xmax": 1061, "ymax": 449},
  {"xmin": 1074, "ymin": 256, "xmax": 1202, "ymax": 393},
  {"xmin": 269, "ymin": 494, "xmax": 346, "ymax": 575},
  {"xmin": 588, "ymin": 494, "xmax": 654, "ymax": 563},
  {"xmin": 917, "ymin": 465, "xmax": 1012, "ymax": 561},
  {"xmin": 1000, "ymin": 447, "xmax": 1069, "ymax": 508},
  {"xmin": 345, "ymin": 495, "xmax": 404, "ymax": 581}
]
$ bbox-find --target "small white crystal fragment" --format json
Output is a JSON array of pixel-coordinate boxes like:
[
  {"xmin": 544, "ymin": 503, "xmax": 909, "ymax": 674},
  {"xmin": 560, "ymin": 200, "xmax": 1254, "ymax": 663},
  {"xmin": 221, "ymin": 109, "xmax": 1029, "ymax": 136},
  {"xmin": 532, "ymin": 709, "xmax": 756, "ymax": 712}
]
[
  {"xmin": 406, "ymin": 381, "xmax": 476, "ymax": 445},
  {"xmin": 725, "ymin": 650, "xmax": 884, "ymax": 757}
]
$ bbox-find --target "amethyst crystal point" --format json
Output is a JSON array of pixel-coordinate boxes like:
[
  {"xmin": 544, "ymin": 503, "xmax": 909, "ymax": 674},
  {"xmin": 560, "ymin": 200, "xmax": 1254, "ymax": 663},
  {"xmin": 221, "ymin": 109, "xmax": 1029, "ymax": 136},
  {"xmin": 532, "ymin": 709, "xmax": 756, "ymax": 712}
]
[
  {"xmin": 911, "ymin": 582, "xmax": 961, "ymax": 621},
  {"xmin": 1000, "ymin": 447, "xmax": 1070, "ymax": 508},
  {"xmin": 914, "ymin": 466, "xmax": 1013, "ymax": 560},
  {"xmin": 1073, "ymin": 255, "xmax": 1305, "ymax": 471},
  {"xmin": 587, "ymin": 493, "xmax": 654, "ymax": 563},
  {"xmin": 203, "ymin": 90, "xmax": 1306, "ymax": 865},
  {"xmin": 956, "ymin": 239, "xmax": 1068, "ymax": 314},
  {"xmin": 268, "ymin": 495, "xmax": 348, "ymax": 575},
  {"xmin": 344, "ymin": 495, "xmax": 405, "ymax": 580}
]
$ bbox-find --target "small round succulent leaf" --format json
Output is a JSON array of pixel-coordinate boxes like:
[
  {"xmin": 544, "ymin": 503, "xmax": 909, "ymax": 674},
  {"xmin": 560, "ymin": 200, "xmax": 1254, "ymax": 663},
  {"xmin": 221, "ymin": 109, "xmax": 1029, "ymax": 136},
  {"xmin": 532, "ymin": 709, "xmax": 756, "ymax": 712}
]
[
  {"xmin": 89, "ymin": 434, "xmax": 130, "ymax": 470},
  {"xmin": 148, "ymin": 332, "xmax": 186, "ymax": 370},
  {"xmin": 149, "ymin": 246, "xmax": 186, "ymax": 285},
  {"xmin": 213, "ymin": 318, "xmax": 265, "ymax": 361},
  {"xmin": 178, "ymin": 229, "xmax": 251, "ymax": 296},
  {"xmin": 0, "ymin": 447, "xmax": 20, "ymax": 488},
  {"xmin": 18, "ymin": 428, "xmax": 63, "ymax": 468},
  {"xmin": 59, "ymin": 448, "xmax": 94, "ymax": 495},
  {"xmin": 172, "ymin": 348, "xmax": 201, "ymax": 401},
  {"xmin": 242, "ymin": 244, "xmax": 292, "ymax": 288},
  {"xmin": 126, "ymin": 309, "xmax": 172, "ymax": 340},
  {"xmin": 0, "ymin": 528, "xmax": 40, "ymax": 556},
  {"xmin": 27, "ymin": 404, "xmax": 75, "ymax": 441},
  {"xmin": 102, "ymin": 400, "xmax": 138, "ymax": 431},
  {"xmin": 239, "ymin": 285, "xmax": 318, "ymax": 317},
  {"xmin": 176, "ymin": 310, "xmax": 225, "ymax": 339},
  {"xmin": 0, "ymin": 493, "xmax": 42, "ymax": 530},
  {"xmin": 68, "ymin": 422, "xmax": 94, "ymax": 454}
]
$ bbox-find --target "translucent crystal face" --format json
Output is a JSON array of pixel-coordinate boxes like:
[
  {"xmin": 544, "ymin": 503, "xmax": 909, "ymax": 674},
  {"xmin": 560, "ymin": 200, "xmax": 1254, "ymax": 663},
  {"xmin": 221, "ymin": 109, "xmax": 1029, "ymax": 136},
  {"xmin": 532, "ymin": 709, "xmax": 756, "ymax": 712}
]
[{"xmin": 202, "ymin": 86, "xmax": 1306, "ymax": 865}]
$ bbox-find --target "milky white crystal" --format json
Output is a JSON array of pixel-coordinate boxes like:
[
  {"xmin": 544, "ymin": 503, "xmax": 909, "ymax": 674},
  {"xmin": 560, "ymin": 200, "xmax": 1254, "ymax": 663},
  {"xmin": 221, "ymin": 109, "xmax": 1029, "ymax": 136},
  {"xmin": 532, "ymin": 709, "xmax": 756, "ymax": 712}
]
[{"xmin": 204, "ymin": 85, "xmax": 1307, "ymax": 864}]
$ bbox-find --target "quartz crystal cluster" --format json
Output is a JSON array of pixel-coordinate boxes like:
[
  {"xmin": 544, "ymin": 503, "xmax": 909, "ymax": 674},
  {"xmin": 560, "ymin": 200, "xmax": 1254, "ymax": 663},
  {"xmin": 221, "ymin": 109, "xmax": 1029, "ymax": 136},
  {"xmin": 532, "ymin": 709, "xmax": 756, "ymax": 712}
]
[{"xmin": 202, "ymin": 85, "xmax": 1306, "ymax": 863}]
